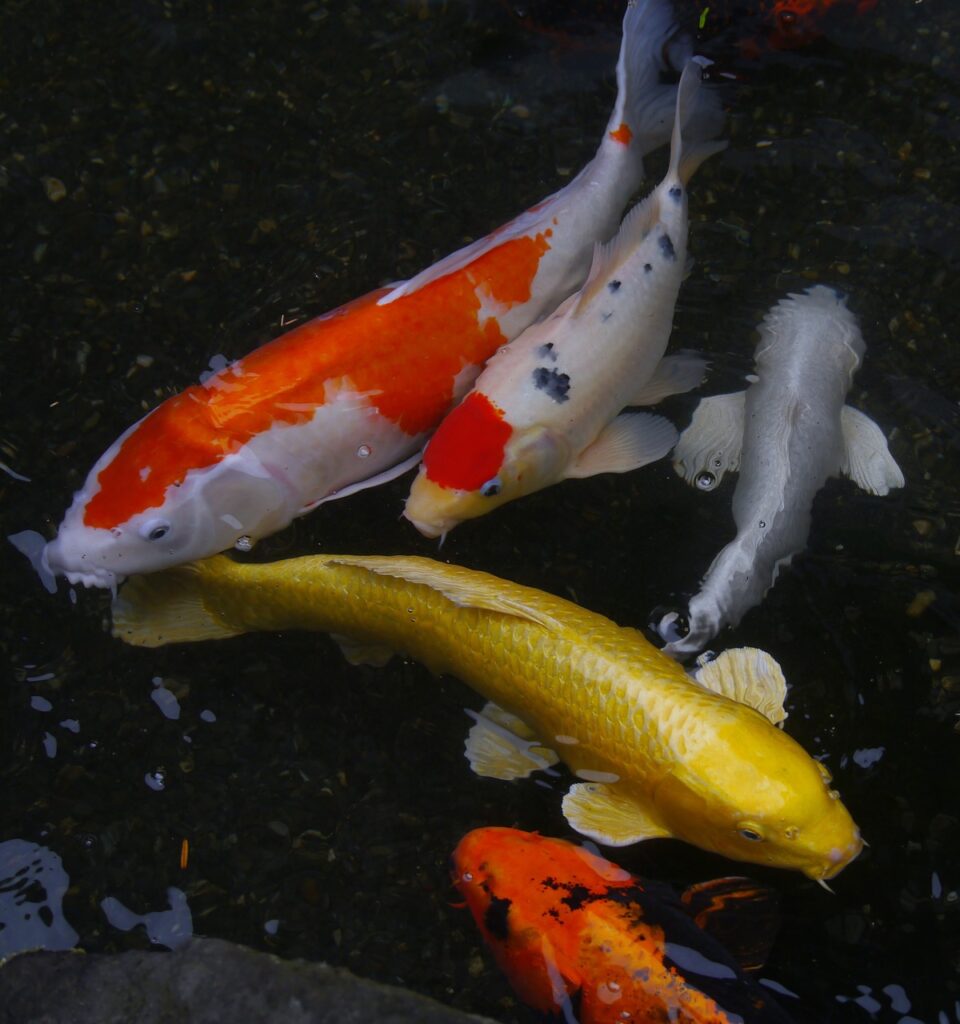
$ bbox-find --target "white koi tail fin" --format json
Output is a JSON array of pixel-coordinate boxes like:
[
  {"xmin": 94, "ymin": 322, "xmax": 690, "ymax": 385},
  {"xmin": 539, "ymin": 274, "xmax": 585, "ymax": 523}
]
[
  {"xmin": 668, "ymin": 60, "xmax": 728, "ymax": 187},
  {"xmin": 615, "ymin": 1, "xmax": 723, "ymax": 158},
  {"xmin": 112, "ymin": 558, "xmax": 244, "ymax": 647}
]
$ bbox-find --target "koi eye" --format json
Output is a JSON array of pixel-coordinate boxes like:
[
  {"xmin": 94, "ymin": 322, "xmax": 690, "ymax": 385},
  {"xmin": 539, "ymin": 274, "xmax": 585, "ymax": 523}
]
[
  {"xmin": 738, "ymin": 826, "xmax": 763, "ymax": 842},
  {"xmin": 480, "ymin": 477, "xmax": 502, "ymax": 498},
  {"xmin": 140, "ymin": 519, "xmax": 171, "ymax": 542}
]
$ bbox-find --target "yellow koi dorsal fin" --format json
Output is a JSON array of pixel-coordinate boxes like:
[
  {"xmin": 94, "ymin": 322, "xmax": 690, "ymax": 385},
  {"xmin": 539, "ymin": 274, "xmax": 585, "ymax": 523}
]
[
  {"xmin": 328, "ymin": 556, "xmax": 564, "ymax": 632},
  {"xmin": 330, "ymin": 633, "xmax": 396, "ymax": 668},
  {"xmin": 694, "ymin": 647, "xmax": 788, "ymax": 726},
  {"xmin": 464, "ymin": 701, "xmax": 559, "ymax": 780},
  {"xmin": 562, "ymin": 782, "xmax": 672, "ymax": 847}
]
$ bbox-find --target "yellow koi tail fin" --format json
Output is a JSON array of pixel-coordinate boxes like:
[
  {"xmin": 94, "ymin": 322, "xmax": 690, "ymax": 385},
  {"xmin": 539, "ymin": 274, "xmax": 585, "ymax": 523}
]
[{"xmin": 112, "ymin": 556, "xmax": 243, "ymax": 648}]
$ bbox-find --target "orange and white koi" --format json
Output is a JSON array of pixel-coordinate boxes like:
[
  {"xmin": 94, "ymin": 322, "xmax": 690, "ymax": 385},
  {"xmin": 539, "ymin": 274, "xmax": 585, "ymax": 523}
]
[
  {"xmin": 32, "ymin": 0, "xmax": 716, "ymax": 590},
  {"xmin": 453, "ymin": 827, "xmax": 795, "ymax": 1023},
  {"xmin": 404, "ymin": 58, "xmax": 724, "ymax": 539}
]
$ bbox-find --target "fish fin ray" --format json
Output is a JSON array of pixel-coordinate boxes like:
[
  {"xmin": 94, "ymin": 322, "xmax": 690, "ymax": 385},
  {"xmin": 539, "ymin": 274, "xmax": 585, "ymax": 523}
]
[
  {"xmin": 305, "ymin": 450, "xmax": 424, "ymax": 512},
  {"xmin": 838, "ymin": 405, "xmax": 905, "ymax": 496},
  {"xmin": 668, "ymin": 61, "xmax": 727, "ymax": 186},
  {"xmin": 331, "ymin": 633, "xmax": 395, "ymax": 667},
  {"xmin": 681, "ymin": 877, "xmax": 780, "ymax": 973},
  {"xmin": 465, "ymin": 702, "xmax": 559, "ymax": 780},
  {"xmin": 562, "ymin": 782, "xmax": 671, "ymax": 846},
  {"xmin": 630, "ymin": 351, "xmax": 710, "ymax": 406},
  {"xmin": 112, "ymin": 558, "xmax": 241, "ymax": 648},
  {"xmin": 672, "ymin": 391, "xmax": 745, "ymax": 488},
  {"xmin": 694, "ymin": 647, "xmax": 788, "ymax": 726},
  {"xmin": 326, "ymin": 556, "xmax": 564, "ymax": 632},
  {"xmin": 567, "ymin": 412, "xmax": 677, "ymax": 479}
]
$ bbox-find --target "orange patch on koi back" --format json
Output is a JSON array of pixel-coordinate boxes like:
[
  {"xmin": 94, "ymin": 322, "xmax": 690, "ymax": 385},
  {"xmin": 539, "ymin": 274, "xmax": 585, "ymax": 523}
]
[
  {"xmin": 84, "ymin": 232, "xmax": 551, "ymax": 529},
  {"xmin": 609, "ymin": 122, "xmax": 633, "ymax": 145},
  {"xmin": 423, "ymin": 392, "xmax": 512, "ymax": 492}
]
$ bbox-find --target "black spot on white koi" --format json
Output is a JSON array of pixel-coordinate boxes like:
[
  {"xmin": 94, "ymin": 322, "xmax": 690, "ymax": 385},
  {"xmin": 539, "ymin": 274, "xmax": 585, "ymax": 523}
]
[
  {"xmin": 607, "ymin": 279, "xmax": 622, "ymax": 293},
  {"xmin": 537, "ymin": 342, "xmax": 557, "ymax": 362},
  {"xmin": 532, "ymin": 366, "xmax": 570, "ymax": 403},
  {"xmin": 601, "ymin": 311, "xmax": 613, "ymax": 322},
  {"xmin": 668, "ymin": 186, "xmax": 682, "ymax": 202},
  {"xmin": 658, "ymin": 233, "xmax": 676, "ymax": 261},
  {"xmin": 643, "ymin": 263, "xmax": 652, "ymax": 273},
  {"xmin": 484, "ymin": 894, "xmax": 512, "ymax": 940}
]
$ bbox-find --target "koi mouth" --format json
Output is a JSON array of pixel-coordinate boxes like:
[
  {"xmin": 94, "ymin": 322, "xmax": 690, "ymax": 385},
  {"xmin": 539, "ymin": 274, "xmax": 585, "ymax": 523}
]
[{"xmin": 810, "ymin": 829, "xmax": 864, "ymax": 881}]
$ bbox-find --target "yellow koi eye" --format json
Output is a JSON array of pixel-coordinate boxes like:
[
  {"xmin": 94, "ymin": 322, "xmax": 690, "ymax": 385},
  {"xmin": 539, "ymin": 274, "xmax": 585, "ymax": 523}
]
[{"xmin": 737, "ymin": 823, "xmax": 764, "ymax": 842}]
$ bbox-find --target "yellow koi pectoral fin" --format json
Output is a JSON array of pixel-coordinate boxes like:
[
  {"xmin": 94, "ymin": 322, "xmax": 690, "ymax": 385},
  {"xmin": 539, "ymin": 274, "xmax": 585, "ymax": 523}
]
[
  {"xmin": 330, "ymin": 633, "xmax": 396, "ymax": 668},
  {"xmin": 694, "ymin": 647, "xmax": 788, "ymax": 726},
  {"xmin": 464, "ymin": 702, "xmax": 559, "ymax": 781},
  {"xmin": 562, "ymin": 782, "xmax": 672, "ymax": 847},
  {"xmin": 566, "ymin": 413, "xmax": 678, "ymax": 480},
  {"xmin": 328, "ymin": 556, "xmax": 564, "ymax": 632},
  {"xmin": 629, "ymin": 351, "xmax": 710, "ymax": 407},
  {"xmin": 672, "ymin": 391, "xmax": 745, "ymax": 489},
  {"xmin": 112, "ymin": 559, "xmax": 243, "ymax": 648},
  {"xmin": 838, "ymin": 405, "xmax": 905, "ymax": 496}
]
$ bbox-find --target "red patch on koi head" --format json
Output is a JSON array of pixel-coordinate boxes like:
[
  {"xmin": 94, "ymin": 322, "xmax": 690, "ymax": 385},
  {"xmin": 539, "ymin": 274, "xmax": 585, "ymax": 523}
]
[
  {"xmin": 609, "ymin": 122, "xmax": 633, "ymax": 146},
  {"xmin": 423, "ymin": 392, "xmax": 512, "ymax": 491}
]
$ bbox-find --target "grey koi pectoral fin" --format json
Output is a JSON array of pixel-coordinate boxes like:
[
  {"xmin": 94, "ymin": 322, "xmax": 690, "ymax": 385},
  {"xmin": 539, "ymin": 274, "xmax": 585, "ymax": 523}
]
[
  {"xmin": 672, "ymin": 391, "xmax": 745, "ymax": 489},
  {"xmin": 630, "ymin": 351, "xmax": 710, "ymax": 406},
  {"xmin": 464, "ymin": 701, "xmax": 559, "ymax": 780},
  {"xmin": 566, "ymin": 413, "xmax": 677, "ymax": 479},
  {"xmin": 838, "ymin": 406, "xmax": 905, "ymax": 496},
  {"xmin": 562, "ymin": 782, "xmax": 672, "ymax": 846}
]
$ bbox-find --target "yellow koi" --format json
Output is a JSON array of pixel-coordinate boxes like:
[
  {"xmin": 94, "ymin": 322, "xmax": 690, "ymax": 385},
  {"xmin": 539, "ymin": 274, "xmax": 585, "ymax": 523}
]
[{"xmin": 113, "ymin": 554, "xmax": 862, "ymax": 880}]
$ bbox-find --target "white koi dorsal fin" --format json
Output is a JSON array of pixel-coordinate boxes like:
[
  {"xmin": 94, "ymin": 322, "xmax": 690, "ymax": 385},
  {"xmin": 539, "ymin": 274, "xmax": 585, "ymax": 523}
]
[
  {"xmin": 331, "ymin": 633, "xmax": 395, "ymax": 668},
  {"xmin": 575, "ymin": 195, "xmax": 661, "ymax": 312},
  {"xmin": 630, "ymin": 351, "xmax": 710, "ymax": 406},
  {"xmin": 327, "ymin": 556, "xmax": 564, "ymax": 632},
  {"xmin": 694, "ymin": 647, "xmax": 788, "ymax": 727},
  {"xmin": 562, "ymin": 781, "xmax": 672, "ymax": 847},
  {"xmin": 464, "ymin": 702, "xmax": 559, "ymax": 780},
  {"xmin": 838, "ymin": 406, "xmax": 905, "ymax": 496},
  {"xmin": 672, "ymin": 391, "xmax": 746, "ymax": 490},
  {"xmin": 567, "ymin": 412, "xmax": 677, "ymax": 480},
  {"xmin": 377, "ymin": 205, "xmax": 549, "ymax": 306}
]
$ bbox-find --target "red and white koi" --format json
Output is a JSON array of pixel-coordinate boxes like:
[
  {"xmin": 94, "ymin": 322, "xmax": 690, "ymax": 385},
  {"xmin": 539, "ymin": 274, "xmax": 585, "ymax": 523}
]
[
  {"xmin": 32, "ymin": 0, "xmax": 716, "ymax": 590},
  {"xmin": 403, "ymin": 59, "xmax": 725, "ymax": 540}
]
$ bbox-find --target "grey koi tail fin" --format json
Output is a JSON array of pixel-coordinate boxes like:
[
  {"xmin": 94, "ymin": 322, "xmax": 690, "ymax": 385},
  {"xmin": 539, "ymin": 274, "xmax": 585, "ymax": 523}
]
[{"xmin": 615, "ymin": 1, "xmax": 724, "ymax": 158}]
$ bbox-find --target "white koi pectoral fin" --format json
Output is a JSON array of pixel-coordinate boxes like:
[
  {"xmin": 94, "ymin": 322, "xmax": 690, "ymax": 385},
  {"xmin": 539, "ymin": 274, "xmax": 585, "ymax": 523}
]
[
  {"xmin": 566, "ymin": 413, "xmax": 677, "ymax": 479},
  {"xmin": 838, "ymin": 406, "xmax": 905, "ymax": 496},
  {"xmin": 694, "ymin": 647, "xmax": 788, "ymax": 726},
  {"xmin": 112, "ymin": 561, "xmax": 243, "ymax": 648},
  {"xmin": 672, "ymin": 391, "xmax": 746, "ymax": 489},
  {"xmin": 465, "ymin": 702, "xmax": 559, "ymax": 781},
  {"xmin": 331, "ymin": 633, "xmax": 396, "ymax": 668},
  {"xmin": 327, "ymin": 556, "xmax": 565, "ymax": 632},
  {"xmin": 562, "ymin": 782, "xmax": 671, "ymax": 847},
  {"xmin": 305, "ymin": 450, "xmax": 424, "ymax": 514},
  {"xmin": 630, "ymin": 351, "xmax": 710, "ymax": 406}
]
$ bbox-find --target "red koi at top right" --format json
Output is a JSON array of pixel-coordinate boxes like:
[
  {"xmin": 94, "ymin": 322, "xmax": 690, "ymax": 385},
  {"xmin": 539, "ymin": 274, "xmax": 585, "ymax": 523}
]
[{"xmin": 25, "ymin": 0, "xmax": 719, "ymax": 591}]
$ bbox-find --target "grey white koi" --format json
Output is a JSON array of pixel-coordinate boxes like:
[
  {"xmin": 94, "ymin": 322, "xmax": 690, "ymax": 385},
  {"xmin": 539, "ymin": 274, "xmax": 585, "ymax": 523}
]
[{"xmin": 662, "ymin": 285, "xmax": 904, "ymax": 656}]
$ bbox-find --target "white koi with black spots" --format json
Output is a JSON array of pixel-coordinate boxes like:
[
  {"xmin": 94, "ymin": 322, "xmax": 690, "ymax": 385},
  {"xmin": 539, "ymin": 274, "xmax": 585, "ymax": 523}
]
[{"xmin": 404, "ymin": 60, "xmax": 725, "ymax": 539}]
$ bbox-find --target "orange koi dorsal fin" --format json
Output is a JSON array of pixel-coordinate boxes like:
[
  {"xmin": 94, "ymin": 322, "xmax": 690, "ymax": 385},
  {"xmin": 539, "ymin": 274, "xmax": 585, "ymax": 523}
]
[
  {"xmin": 681, "ymin": 877, "xmax": 780, "ymax": 973},
  {"xmin": 422, "ymin": 392, "xmax": 512, "ymax": 491}
]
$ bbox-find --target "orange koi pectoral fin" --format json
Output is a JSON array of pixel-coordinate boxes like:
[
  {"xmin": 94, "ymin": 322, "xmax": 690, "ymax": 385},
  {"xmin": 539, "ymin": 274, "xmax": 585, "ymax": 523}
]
[{"xmin": 680, "ymin": 877, "xmax": 781, "ymax": 973}]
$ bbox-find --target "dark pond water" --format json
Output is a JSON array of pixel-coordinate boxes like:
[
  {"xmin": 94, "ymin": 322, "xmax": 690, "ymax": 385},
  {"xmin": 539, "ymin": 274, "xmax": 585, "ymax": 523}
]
[{"xmin": 2, "ymin": 1, "xmax": 959, "ymax": 1020}]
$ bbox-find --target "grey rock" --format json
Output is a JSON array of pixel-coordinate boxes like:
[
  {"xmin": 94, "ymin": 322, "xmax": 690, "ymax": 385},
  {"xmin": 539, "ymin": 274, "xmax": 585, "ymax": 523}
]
[{"xmin": 0, "ymin": 937, "xmax": 501, "ymax": 1024}]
